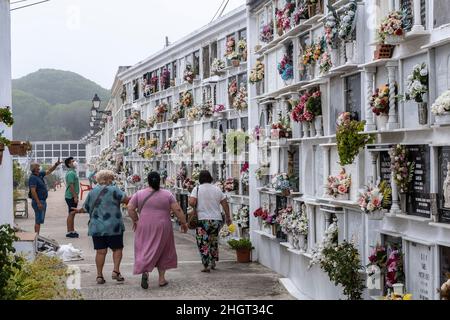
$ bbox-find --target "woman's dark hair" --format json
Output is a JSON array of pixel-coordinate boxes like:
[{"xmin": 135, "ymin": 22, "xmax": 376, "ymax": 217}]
[
  {"xmin": 199, "ymin": 170, "xmax": 213, "ymax": 184},
  {"xmin": 147, "ymin": 171, "xmax": 161, "ymax": 191}
]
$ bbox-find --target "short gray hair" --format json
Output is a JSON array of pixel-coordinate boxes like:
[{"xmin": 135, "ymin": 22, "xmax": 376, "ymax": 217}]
[
  {"xmin": 30, "ymin": 163, "xmax": 40, "ymax": 172},
  {"xmin": 95, "ymin": 170, "xmax": 115, "ymax": 185}
]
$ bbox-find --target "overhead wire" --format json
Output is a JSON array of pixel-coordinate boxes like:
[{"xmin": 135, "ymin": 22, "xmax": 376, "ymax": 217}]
[
  {"xmin": 217, "ymin": 0, "xmax": 230, "ymax": 19},
  {"xmin": 10, "ymin": 0, "xmax": 50, "ymax": 11},
  {"xmin": 211, "ymin": 0, "xmax": 227, "ymax": 23}
]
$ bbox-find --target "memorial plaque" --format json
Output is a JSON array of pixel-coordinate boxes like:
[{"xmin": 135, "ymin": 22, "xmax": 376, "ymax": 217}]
[
  {"xmin": 407, "ymin": 145, "xmax": 431, "ymax": 218},
  {"xmin": 438, "ymin": 147, "xmax": 450, "ymax": 223},
  {"xmin": 379, "ymin": 151, "xmax": 392, "ymax": 184},
  {"xmin": 345, "ymin": 73, "xmax": 362, "ymax": 121},
  {"xmin": 408, "ymin": 242, "xmax": 433, "ymax": 300}
]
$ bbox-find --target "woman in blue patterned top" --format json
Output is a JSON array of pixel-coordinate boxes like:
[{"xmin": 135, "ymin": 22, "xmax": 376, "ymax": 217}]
[{"xmin": 71, "ymin": 170, "xmax": 129, "ymax": 285}]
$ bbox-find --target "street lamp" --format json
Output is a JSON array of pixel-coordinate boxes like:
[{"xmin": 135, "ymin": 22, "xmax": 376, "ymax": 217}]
[{"xmin": 92, "ymin": 94, "xmax": 101, "ymax": 109}]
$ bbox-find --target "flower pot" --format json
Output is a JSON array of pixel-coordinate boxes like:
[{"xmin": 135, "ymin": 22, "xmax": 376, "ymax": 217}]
[
  {"xmin": 236, "ymin": 249, "xmax": 251, "ymax": 263},
  {"xmin": 232, "ymin": 59, "xmax": 240, "ymax": 67},
  {"xmin": 309, "ymin": 122, "xmax": 316, "ymax": 137},
  {"xmin": 308, "ymin": 4, "xmax": 316, "ymax": 18},
  {"xmin": 297, "ymin": 235, "xmax": 307, "ymax": 252},
  {"xmin": 287, "ymin": 233, "xmax": 295, "ymax": 247},
  {"xmin": 258, "ymin": 217, "xmax": 263, "ymax": 230},
  {"xmin": 374, "ymin": 44, "xmax": 395, "ymax": 60},
  {"xmin": 345, "ymin": 41, "xmax": 356, "ymax": 64},
  {"xmin": 8, "ymin": 141, "xmax": 31, "ymax": 156},
  {"xmin": 399, "ymin": 193, "xmax": 408, "ymax": 213},
  {"xmin": 277, "ymin": 28, "xmax": 284, "ymax": 37},
  {"xmin": 283, "ymin": 78, "xmax": 293, "ymax": 86},
  {"xmin": 254, "ymin": 45, "xmax": 262, "ymax": 52},
  {"xmin": 307, "ymin": 64, "xmax": 315, "ymax": 80},
  {"xmin": 314, "ymin": 115, "xmax": 323, "ymax": 137},
  {"xmin": 335, "ymin": 193, "xmax": 349, "ymax": 201},
  {"xmin": 384, "ymin": 34, "xmax": 405, "ymax": 45},
  {"xmin": 302, "ymin": 122, "xmax": 310, "ymax": 138},
  {"xmin": 377, "ymin": 114, "xmax": 389, "ymax": 131},
  {"xmin": 435, "ymin": 111, "xmax": 450, "ymax": 125},
  {"xmin": 271, "ymin": 224, "xmax": 278, "ymax": 236},
  {"xmin": 256, "ymin": 81, "xmax": 263, "ymax": 96},
  {"xmin": 417, "ymin": 102, "xmax": 428, "ymax": 125},
  {"xmin": 282, "ymin": 189, "xmax": 290, "ymax": 197},
  {"xmin": 367, "ymin": 210, "xmax": 384, "ymax": 221}
]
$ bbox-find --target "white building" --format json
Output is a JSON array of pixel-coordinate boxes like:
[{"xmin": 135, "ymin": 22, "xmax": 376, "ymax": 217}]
[{"xmin": 87, "ymin": 0, "xmax": 450, "ymax": 300}]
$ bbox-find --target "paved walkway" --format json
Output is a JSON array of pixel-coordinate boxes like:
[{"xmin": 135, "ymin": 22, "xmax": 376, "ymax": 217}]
[{"xmin": 16, "ymin": 183, "xmax": 293, "ymax": 300}]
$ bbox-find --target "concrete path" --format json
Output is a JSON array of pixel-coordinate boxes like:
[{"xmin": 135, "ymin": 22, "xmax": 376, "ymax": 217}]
[{"xmin": 16, "ymin": 183, "xmax": 293, "ymax": 300}]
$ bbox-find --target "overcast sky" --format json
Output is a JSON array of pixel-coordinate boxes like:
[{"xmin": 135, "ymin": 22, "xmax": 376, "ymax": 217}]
[{"xmin": 11, "ymin": 0, "xmax": 245, "ymax": 89}]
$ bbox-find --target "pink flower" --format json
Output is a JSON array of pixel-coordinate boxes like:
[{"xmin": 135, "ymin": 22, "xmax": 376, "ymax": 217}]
[{"xmin": 338, "ymin": 185, "xmax": 348, "ymax": 194}]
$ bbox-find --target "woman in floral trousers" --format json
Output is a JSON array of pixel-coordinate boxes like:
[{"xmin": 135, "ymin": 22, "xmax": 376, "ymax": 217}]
[{"xmin": 189, "ymin": 171, "xmax": 232, "ymax": 272}]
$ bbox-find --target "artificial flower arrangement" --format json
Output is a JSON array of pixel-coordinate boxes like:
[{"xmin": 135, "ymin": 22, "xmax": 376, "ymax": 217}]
[
  {"xmin": 325, "ymin": 168, "xmax": 351, "ymax": 199},
  {"xmin": 170, "ymin": 106, "xmax": 183, "ymax": 123},
  {"xmin": 377, "ymin": 11, "xmax": 405, "ymax": 43},
  {"xmin": 162, "ymin": 139, "xmax": 175, "ymax": 155},
  {"xmin": 232, "ymin": 86, "xmax": 248, "ymax": 112},
  {"xmin": 191, "ymin": 166, "xmax": 201, "ymax": 183},
  {"xmin": 211, "ymin": 58, "xmax": 226, "ymax": 75},
  {"xmin": 213, "ymin": 104, "xmax": 225, "ymax": 114},
  {"xmin": 400, "ymin": 63, "xmax": 428, "ymax": 103},
  {"xmin": 277, "ymin": 205, "xmax": 294, "ymax": 234},
  {"xmin": 305, "ymin": 89, "xmax": 322, "ymax": 119},
  {"xmin": 127, "ymin": 174, "xmax": 141, "ymax": 185},
  {"xmin": 275, "ymin": 0, "xmax": 295, "ymax": 34},
  {"xmin": 431, "ymin": 89, "xmax": 450, "ymax": 116},
  {"xmin": 228, "ymin": 79, "xmax": 238, "ymax": 99},
  {"xmin": 249, "ymin": 60, "xmax": 264, "ymax": 84},
  {"xmin": 142, "ymin": 79, "xmax": 153, "ymax": 98},
  {"xmin": 165, "ymin": 177, "xmax": 176, "ymax": 189},
  {"xmin": 177, "ymin": 166, "xmax": 187, "ymax": 183},
  {"xmin": 187, "ymin": 105, "xmax": 202, "ymax": 121},
  {"xmin": 277, "ymin": 205, "xmax": 309, "ymax": 239},
  {"xmin": 238, "ymin": 39, "xmax": 247, "ymax": 61},
  {"xmin": 324, "ymin": 10, "xmax": 339, "ymax": 49},
  {"xmin": 180, "ymin": 91, "xmax": 193, "ymax": 108},
  {"xmin": 367, "ymin": 244, "xmax": 405, "ymax": 290},
  {"xmin": 319, "ymin": 51, "xmax": 332, "ymax": 74},
  {"xmin": 252, "ymin": 125, "xmax": 262, "ymax": 141},
  {"xmin": 260, "ymin": 21, "xmax": 274, "ymax": 43},
  {"xmin": 253, "ymin": 206, "xmax": 270, "ymax": 220},
  {"xmin": 215, "ymin": 180, "xmax": 225, "ymax": 192},
  {"xmin": 370, "ymin": 85, "xmax": 390, "ymax": 116},
  {"xmin": 226, "ymin": 130, "xmax": 251, "ymax": 155},
  {"xmin": 277, "ymin": 54, "xmax": 294, "ymax": 81},
  {"xmin": 183, "ymin": 64, "xmax": 195, "ymax": 84},
  {"xmin": 293, "ymin": 2, "xmax": 309, "ymax": 26},
  {"xmin": 272, "ymin": 173, "xmax": 292, "ymax": 194},
  {"xmin": 155, "ymin": 102, "xmax": 168, "ymax": 120},
  {"xmin": 255, "ymin": 164, "xmax": 270, "ymax": 180},
  {"xmin": 271, "ymin": 113, "xmax": 292, "ymax": 139},
  {"xmin": 292, "ymin": 205, "xmax": 309, "ymax": 237},
  {"xmin": 389, "ymin": 144, "xmax": 415, "ymax": 194},
  {"xmin": 147, "ymin": 115, "xmax": 157, "ymax": 128},
  {"xmin": 291, "ymin": 92, "xmax": 314, "ymax": 123},
  {"xmin": 313, "ymin": 38, "xmax": 325, "ymax": 62},
  {"xmin": 203, "ymin": 135, "xmax": 223, "ymax": 155},
  {"xmin": 338, "ymin": 0, "xmax": 357, "ymax": 42},
  {"xmin": 240, "ymin": 162, "xmax": 249, "ymax": 187},
  {"xmin": 233, "ymin": 205, "xmax": 250, "ymax": 228},
  {"xmin": 224, "ymin": 177, "xmax": 239, "ymax": 192},
  {"xmin": 225, "ymin": 36, "xmax": 238, "ymax": 61},
  {"xmin": 357, "ymin": 182, "xmax": 385, "ymax": 216},
  {"xmin": 183, "ymin": 178, "xmax": 196, "ymax": 192},
  {"xmin": 201, "ymin": 100, "xmax": 214, "ymax": 118},
  {"xmin": 302, "ymin": 44, "xmax": 315, "ymax": 65},
  {"xmin": 160, "ymin": 68, "xmax": 171, "ymax": 89}
]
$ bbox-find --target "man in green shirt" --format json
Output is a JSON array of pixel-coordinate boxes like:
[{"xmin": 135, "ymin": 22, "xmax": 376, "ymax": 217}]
[{"xmin": 65, "ymin": 157, "xmax": 80, "ymax": 238}]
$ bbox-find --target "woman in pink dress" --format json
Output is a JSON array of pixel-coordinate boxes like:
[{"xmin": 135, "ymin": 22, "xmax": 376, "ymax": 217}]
[{"xmin": 128, "ymin": 172, "xmax": 188, "ymax": 289}]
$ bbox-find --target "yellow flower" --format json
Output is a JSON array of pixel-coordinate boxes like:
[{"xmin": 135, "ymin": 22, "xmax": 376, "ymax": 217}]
[
  {"xmin": 228, "ymin": 224, "xmax": 236, "ymax": 233},
  {"xmin": 403, "ymin": 294, "xmax": 412, "ymax": 300}
]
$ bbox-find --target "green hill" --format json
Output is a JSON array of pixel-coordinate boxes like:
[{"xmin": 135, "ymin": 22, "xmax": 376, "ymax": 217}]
[
  {"xmin": 12, "ymin": 69, "xmax": 110, "ymax": 141},
  {"xmin": 13, "ymin": 69, "xmax": 110, "ymax": 105}
]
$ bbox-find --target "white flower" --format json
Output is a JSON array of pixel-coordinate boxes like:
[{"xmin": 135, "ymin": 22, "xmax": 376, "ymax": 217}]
[
  {"xmin": 367, "ymin": 203, "xmax": 375, "ymax": 212},
  {"xmin": 420, "ymin": 68, "xmax": 428, "ymax": 76}
]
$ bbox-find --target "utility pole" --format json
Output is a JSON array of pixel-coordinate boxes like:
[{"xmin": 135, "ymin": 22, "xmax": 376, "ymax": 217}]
[{"xmin": 0, "ymin": 0, "xmax": 13, "ymax": 225}]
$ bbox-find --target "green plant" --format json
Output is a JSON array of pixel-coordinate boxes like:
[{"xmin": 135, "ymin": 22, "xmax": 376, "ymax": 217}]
[
  {"xmin": 0, "ymin": 134, "xmax": 11, "ymax": 147},
  {"xmin": 379, "ymin": 180, "xmax": 392, "ymax": 209},
  {"xmin": 0, "ymin": 225, "xmax": 24, "ymax": 300},
  {"xmin": 13, "ymin": 161, "xmax": 26, "ymax": 190},
  {"xmin": 226, "ymin": 130, "xmax": 250, "ymax": 156},
  {"xmin": 336, "ymin": 119, "xmax": 374, "ymax": 166},
  {"xmin": 320, "ymin": 241, "xmax": 365, "ymax": 300},
  {"xmin": 305, "ymin": 91, "xmax": 322, "ymax": 116},
  {"xmin": 228, "ymin": 238, "xmax": 253, "ymax": 250},
  {"xmin": 0, "ymin": 107, "xmax": 14, "ymax": 127}
]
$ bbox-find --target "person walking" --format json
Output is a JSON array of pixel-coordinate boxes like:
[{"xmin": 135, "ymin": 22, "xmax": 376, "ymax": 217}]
[
  {"xmin": 64, "ymin": 157, "xmax": 80, "ymax": 238},
  {"xmin": 70, "ymin": 170, "xmax": 129, "ymax": 285},
  {"xmin": 188, "ymin": 170, "xmax": 232, "ymax": 273},
  {"xmin": 28, "ymin": 160, "xmax": 62, "ymax": 234},
  {"xmin": 128, "ymin": 172, "xmax": 188, "ymax": 289}
]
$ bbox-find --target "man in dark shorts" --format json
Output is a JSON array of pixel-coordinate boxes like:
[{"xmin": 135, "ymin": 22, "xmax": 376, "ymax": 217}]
[{"xmin": 28, "ymin": 160, "xmax": 62, "ymax": 234}]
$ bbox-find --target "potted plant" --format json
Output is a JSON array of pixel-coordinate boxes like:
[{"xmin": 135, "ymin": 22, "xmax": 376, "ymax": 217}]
[
  {"xmin": 224, "ymin": 177, "xmax": 238, "ymax": 194},
  {"xmin": 8, "ymin": 141, "xmax": 32, "ymax": 156},
  {"xmin": 358, "ymin": 182, "xmax": 386, "ymax": 220},
  {"xmin": 325, "ymin": 168, "xmax": 351, "ymax": 200},
  {"xmin": 389, "ymin": 144, "xmax": 415, "ymax": 213},
  {"xmin": 259, "ymin": 21, "xmax": 274, "ymax": 44},
  {"xmin": 306, "ymin": 90, "xmax": 322, "ymax": 137},
  {"xmin": 228, "ymin": 238, "xmax": 253, "ymax": 263},
  {"xmin": 211, "ymin": 58, "xmax": 226, "ymax": 76},
  {"xmin": 249, "ymin": 60, "xmax": 265, "ymax": 95},
  {"xmin": 277, "ymin": 54, "xmax": 294, "ymax": 85},
  {"xmin": 272, "ymin": 173, "xmax": 291, "ymax": 197},
  {"xmin": 183, "ymin": 65, "xmax": 195, "ymax": 84},
  {"xmin": 398, "ymin": 63, "xmax": 429, "ymax": 125},
  {"xmin": 232, "ymin": 86, "xmax": 248, "ymax": 112},
  {"xmin": 370, "ymin": 85, "xmax": 390, "ymax": 130},
  {"xmin": 338, "ymin": 0, "xmax": 358, "ymax": 63},
  {"xmin": 431, "ymin": 89, "xmax": 450, "ymax": 125}
]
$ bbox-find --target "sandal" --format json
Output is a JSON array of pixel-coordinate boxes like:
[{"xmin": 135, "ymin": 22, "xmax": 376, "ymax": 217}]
[
  {"xmin": 112, "ymin": 271, "xmax": 125, "ymax": 282},
  {"xmin": 159, "ymin": 281, "xmax": 169, "ymax": 287},
  {"xmin": 141, "ymin": 273, "xmax": 149, "ymax": 289},
  {"xmin": 201, "ymin": 267, "xmax": 211, "ymax": 273},
  {"xmin": 211, "ymin": 261, "xmax": 216, "ymax": 270},
  {"xmin": 96, "ymin": 276, "xmax": 106, "ymax": 285}
]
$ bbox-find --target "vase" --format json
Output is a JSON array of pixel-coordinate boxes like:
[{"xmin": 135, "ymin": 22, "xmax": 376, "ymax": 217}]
[
  {"xmin": 298, "ymin": 236, "xmax": 307, "ymax": 252},
  {"xmin": 255, "ymin": 45, "xmax": 262, "ymax": 52},
  {"xmin": 279, "ymin": 137, "xmax": 287, "ymax": 145},
  {"xmin": 287, "ymin": 233, "xmax": 295, "ymax": 247},
  {"xmin": 331, "ymin": 48, "xmax": 339, "ymax": 67},
  {"xmin": 367, "ymin": 210, "xmax": 384, "ymax": 221},
  {"xmin": 314, "ymin": 115, "xmax": 323, "ymax": 137},
  {"xmin": 302, "ymin": 122, "xmax": 310, "ymax": 138},
  {"xmin": 335, "ymin": 193, "xmax": 349, "ymax": 201},
  {"xmin": 282, "ymin": 189, "xmax": 290, "ymax": 197},
  {"xmin": 258, "ymin": 217, "xmax": 263, "ymax": 230},
  {"xmin": 435, "ymin": 111, "xmax": 450, "ymax": 125},
  {"xmin": 271, "ymin": 225, "xmax": 278, "ymax": 236},
  {"xmin": 284, "ymin": 78, "xmax": 293, "ymax": 86},
  {"xmin": 309, "ymin": 122, "xmax": 316, "ymax": 137},
  {"xmin": 417, "ymin": 102, "xmax": 428, "ymax": 125},
  {"xmin": 308, "ymin": 4, "xmax": 316, "ymax": 18},
  {"xmin": 256, "ymin": 81, "xmax": 263, "ymax": 96},
  {"xmin": 384, "ymin": 34, "xmax": 405, "ymax": 45},
  {"xmin": 377, "ymin": 114, "xmax": 389, "ymax": 131},
  {"xmin": 345, "ymin": 41, "xmax": 356, "ymax": 64},
  {"xmin": 232, "ymin": 59, "xmax": 240, "ymax": 67},
  {"xmin": 277, "ymin": 28, "xmax": 283, "ymax": 37},
  {"xmin": 307, "ymin": 64, "xmax": 315, "ymax": 80},
  {"xmin": 399, "ymin": 193, "xmax": 408, "ymax": 213}
]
